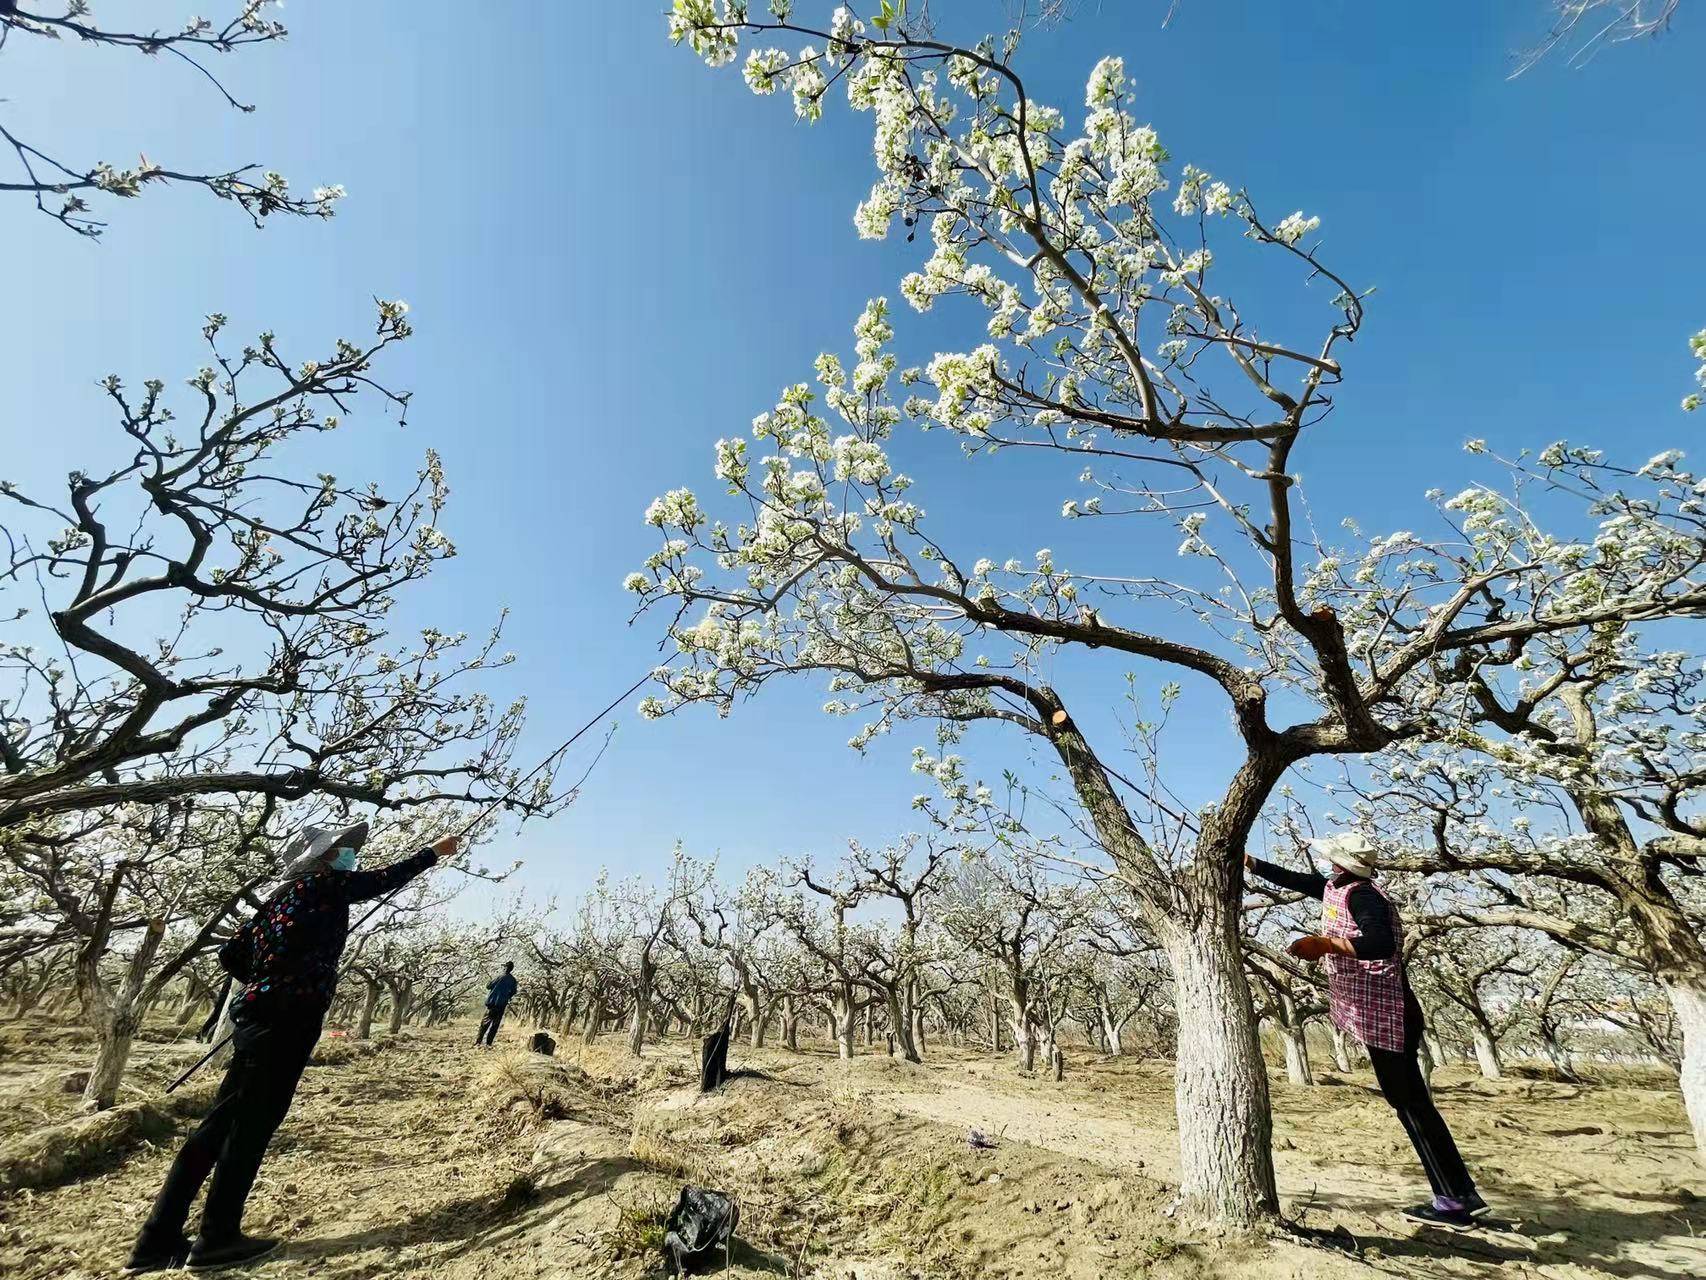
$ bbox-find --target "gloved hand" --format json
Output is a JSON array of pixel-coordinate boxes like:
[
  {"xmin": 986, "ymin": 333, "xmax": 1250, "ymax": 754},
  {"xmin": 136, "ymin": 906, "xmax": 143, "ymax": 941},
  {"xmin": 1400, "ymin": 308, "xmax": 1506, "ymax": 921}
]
[{"xmin": 1287, "ymin": 935, "xmax": 1335, "ymax": 962}]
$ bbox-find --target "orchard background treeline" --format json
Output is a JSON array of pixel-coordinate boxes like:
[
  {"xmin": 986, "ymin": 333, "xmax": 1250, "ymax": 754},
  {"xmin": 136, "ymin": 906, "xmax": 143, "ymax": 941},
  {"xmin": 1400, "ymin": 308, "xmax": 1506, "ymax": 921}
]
[{"xmin": 2, "ymin": 821, "xmax": 1691, "ymax": 1113}]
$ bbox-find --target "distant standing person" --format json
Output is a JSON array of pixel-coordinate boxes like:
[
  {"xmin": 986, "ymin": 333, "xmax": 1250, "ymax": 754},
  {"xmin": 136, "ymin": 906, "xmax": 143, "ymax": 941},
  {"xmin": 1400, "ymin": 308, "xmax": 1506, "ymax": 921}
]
[
  {"xmin": 126, "ymin": 822, "xmax": 454, "ymax": 1273},
  {"xmin": 476, "ymin": 961, "xmax": 519, "ymax": 1047},
  {"xmin": 1245, "ymin": 832, "xmax": 1488, "ymax": 1232}
]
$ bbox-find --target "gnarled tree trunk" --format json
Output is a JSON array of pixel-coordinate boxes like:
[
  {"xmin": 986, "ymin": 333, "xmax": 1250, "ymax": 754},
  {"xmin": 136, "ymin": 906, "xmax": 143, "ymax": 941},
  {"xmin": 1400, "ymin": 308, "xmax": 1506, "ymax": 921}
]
[
  {"xmin": 1470, "ymin": 1023, "xmax": 1502, "ymax": 1080},
  {"xmin": 386, "ymin": 979, "xmax": 411, "ymax": 1035},
  {"xmin": 81, "ymin": 919, "xmax": 166, "ymax": 1111},
  {"xmin": 1329, "ymin": 1024, "xmax": 1354, "ymax": 1074},
  {"xmin": 628, "ymin": 954, "xmax": 655, "ymax": 1057},
  {"xmin": 356, "ymin": 978, "xmax": 382, "ymax": 1040},
  {"xmin": 1275, "ymin": 994, "xmax": 1313, "ymax": 1088}
]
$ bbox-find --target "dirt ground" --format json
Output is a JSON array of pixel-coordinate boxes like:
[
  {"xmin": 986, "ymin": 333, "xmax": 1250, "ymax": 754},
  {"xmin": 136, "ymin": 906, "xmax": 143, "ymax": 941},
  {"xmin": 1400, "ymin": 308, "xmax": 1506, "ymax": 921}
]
[{"xmin": 1, "ymin": 1016, "xmax": 1702, "ymax": 1280}]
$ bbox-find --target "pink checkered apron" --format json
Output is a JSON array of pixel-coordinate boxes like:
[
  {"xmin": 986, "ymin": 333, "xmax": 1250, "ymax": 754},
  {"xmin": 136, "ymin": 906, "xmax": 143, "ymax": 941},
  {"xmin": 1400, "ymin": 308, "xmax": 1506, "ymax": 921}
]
[{"xmin": 1321, "ymin": 876, "xmax": 1408, "ymax": 1052}]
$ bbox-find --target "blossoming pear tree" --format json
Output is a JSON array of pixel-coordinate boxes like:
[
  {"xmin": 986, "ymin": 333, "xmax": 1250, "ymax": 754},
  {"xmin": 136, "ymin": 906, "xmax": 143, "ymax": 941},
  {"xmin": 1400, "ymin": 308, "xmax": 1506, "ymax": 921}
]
[
  {"xmin": 0, "ymin": 303, "xmax": 569, "ymax": 831},
  {"xmin": 637, "ymin": 3, "xmax": 1706, "ymax": 1221},
  {"xmin": 0, "ymin": 1, "xmax": 344, "ymax": 235}
]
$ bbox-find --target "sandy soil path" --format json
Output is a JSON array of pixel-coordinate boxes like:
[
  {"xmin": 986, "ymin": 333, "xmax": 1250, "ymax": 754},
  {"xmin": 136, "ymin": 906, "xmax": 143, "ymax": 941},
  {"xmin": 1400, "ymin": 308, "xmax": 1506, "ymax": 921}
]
[{"xmin": 857, "ymin": 1051, "xmax": 1706, "ymax": 1280}]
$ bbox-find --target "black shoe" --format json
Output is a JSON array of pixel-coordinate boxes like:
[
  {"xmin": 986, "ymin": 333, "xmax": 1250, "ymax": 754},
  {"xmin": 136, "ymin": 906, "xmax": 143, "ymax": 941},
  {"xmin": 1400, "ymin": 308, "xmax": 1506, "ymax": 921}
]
[
  {"xmin": 1401, "ymin": 1202, "xmax": 1476, "ymax": 1232},
  {"xmin": 1463, "ymin": 1189, "xmax": 1491, "ymax": 1218},
  {"xmin": 125, "ymin": 1231, "xmax": 192, "ymax": 1273},
  {"xmin": 186, "ymin": 1235, "xmax": 280, "ymax": 1271}
]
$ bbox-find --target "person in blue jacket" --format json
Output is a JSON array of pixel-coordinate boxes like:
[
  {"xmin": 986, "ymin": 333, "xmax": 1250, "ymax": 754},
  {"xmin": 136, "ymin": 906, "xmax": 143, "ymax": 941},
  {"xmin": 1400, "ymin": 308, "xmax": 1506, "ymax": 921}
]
[{"xmin": 475, "ymin": 961, "xmax": 519, "ymax": 1047}]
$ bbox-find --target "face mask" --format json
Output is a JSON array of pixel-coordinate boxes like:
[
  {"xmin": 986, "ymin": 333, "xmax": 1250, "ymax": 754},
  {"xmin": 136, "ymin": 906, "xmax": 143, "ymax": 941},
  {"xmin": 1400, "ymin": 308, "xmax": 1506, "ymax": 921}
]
[{"xmin": 330, "ymin": 847, "xmax": 358, "ymax": 872}]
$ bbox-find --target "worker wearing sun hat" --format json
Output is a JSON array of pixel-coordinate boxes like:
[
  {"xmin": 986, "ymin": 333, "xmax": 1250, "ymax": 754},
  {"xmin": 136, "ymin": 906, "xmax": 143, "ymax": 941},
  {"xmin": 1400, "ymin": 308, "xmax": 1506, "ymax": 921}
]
[
  {"xmin": 1246, "ymin": 831, "xmax": 1486, "ymax": 1232},
  {"xmin": 129, "ymin": 819, "xmax": 457, "ymax": 1273}
]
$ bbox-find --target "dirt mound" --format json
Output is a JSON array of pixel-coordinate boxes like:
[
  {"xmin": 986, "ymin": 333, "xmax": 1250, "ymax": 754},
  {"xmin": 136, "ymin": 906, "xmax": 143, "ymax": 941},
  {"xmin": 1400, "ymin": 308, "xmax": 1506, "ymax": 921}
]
[
  {"xmin": 474, "ymin": 1050, "xmax": 623, "ymax": 1130},
  {"xmin": 0, "ymin": 1079, "xmax": 218, "ymax": 1193}
]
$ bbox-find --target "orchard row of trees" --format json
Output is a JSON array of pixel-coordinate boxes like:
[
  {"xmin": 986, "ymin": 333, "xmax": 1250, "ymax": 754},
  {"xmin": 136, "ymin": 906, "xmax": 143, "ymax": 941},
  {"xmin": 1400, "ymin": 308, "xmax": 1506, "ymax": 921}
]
[
  {"xmin": 4, "ymin": 806, "xmax": 1689, "ymax": 1117},
  {"xmin": 499, "ymin": 836, "xmax": 1687, "ymax": 1095},
  {"xmin": 0, "ymin": 797, "xmax": 529, "ymax": 1108}
]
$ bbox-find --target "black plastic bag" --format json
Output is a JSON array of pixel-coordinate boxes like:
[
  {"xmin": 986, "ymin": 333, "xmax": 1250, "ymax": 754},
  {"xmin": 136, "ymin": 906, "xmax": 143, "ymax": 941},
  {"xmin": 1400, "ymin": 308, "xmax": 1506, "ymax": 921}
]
[
  {"xmin": 530, "ymin": 1030, "xmax": 556, "ymax": 1056},
  {"xmin": 662, "ymin": 1186, "xmax": 738, "ymax": 1276}
]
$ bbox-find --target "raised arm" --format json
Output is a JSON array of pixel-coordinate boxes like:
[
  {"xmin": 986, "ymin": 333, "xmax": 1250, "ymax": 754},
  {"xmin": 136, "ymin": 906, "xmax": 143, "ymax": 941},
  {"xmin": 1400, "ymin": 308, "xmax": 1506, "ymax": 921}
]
[
  {"xmin": 1245, "ymin": 855, "xmax": 1328, "ymax": 900},
  {"xmin": 339, "ymin": 847, "xmax": 438, "ymax": 904}
]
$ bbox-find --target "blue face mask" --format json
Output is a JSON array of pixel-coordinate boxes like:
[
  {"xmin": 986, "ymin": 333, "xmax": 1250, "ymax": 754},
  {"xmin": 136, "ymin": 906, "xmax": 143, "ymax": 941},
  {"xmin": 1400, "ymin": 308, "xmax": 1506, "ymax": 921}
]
[{"xmin": 330, "ymin": 847, "xmax": 358, "ymax": 872}]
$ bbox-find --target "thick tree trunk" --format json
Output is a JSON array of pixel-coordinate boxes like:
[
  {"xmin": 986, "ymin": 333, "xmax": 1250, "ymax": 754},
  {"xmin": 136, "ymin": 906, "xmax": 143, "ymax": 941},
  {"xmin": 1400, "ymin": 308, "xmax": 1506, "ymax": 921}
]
[
  {"xmin": 1470, "ymin": 1024, "xmax": 1502, "ymax": 1080},
  {"xmin": 1329, "ymin": 1024, "xmax": 1354, "ymax": 1074},
  {"xmin": 1039, "ymin": 1024, "xmax": 1060, "ymax": 1080},
  {"xmin": 1279, "ymin": 1026, "xmax": 1313, "ymax": 1088},
  {"xmin": 737, "ymin": 971, "xmax": 766, "ymax": 1048},
  {"xmin": 356, "ymin": 979, "xmax": 381, "ymax": 1040},
  {"xmin": 629, "ymin": 954, "xmax": 655, "ymax": 1057},
  {"xmin": 1272, "ymin": 992, "xmax": 1313, "ymax": 1087},
  {"xmin": 1564, "ymin": 773, "xmax": 1706, "ymax": 1160},
  {"xmin": 387, "ymin": 981, "xmax": 410, "ymax": 1035},
  {"xmin": 826, "ymin": 985, "xmax": 858, "ymax": 1060},
  {"xmin": 1050, "ymin": 704, "xmax": 1287, "ymax": 1225},
  {"xmin": 1005, "ymin": 969, "xmax": 1035, "ymax": 1072},
  {"xmin": 1537, "ymin": 1023, "xmax": 1576, "ymax": 1081},
  {"xmin": 1163, "ymin": 920, "xmax": 1279, "ymax": 1224},
  {"xmin": 84, "ymin": 1006, "xmax": 142, "ymax": 1111},
  {"xmin": 883, "ymin": 988, "xmax": 921, "ymax": 1064},
  {"xmin": 1015, "ymin": 1019, "xmax": 1037, "ymax": 1072},
  {"xmin": 835, "ymin": 1006, "xmax": 854, "ymax": 1060},
  {"xmin": 174, "ymin": 981, "xmax": 205, "ymax": 1026},
  {"xmin": 1603, "ymin": 867, "xmax": 1706, "ymax": 1160},
  {"xmin": 1662, "ymin": 978, "xmax": 1706, "ymax": 1162},
  {"xmin": 1423, "ymin": 1030, "xmax": 1446, "ymax": 1073},
  {"xmin": 1100, "ymin": 1005, "xmax": 1129, "ymax": 1057},
  {"xmin": 80, "ymin": 918, "xmax": 165, "ymax": 1111}
]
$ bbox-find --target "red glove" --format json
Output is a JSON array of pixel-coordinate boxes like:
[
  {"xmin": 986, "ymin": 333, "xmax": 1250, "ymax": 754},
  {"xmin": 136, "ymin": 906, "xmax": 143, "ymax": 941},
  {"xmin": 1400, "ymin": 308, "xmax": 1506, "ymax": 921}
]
[{"xmin": 1287, "ymin": 935, "xmax": 1335, "ymax": 962}]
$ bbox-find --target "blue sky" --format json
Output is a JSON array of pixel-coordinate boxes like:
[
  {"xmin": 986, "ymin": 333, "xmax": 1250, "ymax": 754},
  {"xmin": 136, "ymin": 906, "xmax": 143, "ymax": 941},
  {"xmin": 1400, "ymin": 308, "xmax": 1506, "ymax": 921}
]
[{"xmin": 2, "ymin": 2, "xmax": 1701, "ymax": 907}]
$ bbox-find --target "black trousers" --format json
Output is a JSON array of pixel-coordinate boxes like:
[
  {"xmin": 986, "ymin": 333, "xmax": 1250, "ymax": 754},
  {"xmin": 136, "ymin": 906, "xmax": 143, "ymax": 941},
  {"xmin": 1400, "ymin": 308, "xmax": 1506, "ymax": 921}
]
[
  {"xmin": 1367, "ymin": 1042, "xmax": 1475, "ymax": 1201},
  {"xmin": 142, "ymin": 1017, "xmax": 320, "ymax": 1245},
  {"xmin": 475, "ymin": 1003, "xmax": 507, "ymax": 1046}
]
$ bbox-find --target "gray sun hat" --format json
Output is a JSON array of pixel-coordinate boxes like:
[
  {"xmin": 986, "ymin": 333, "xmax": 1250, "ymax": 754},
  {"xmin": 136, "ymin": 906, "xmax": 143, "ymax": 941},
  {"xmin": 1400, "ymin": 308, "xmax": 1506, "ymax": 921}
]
[
  {"xmin": 280, "ymin": 820, "xmax": 370, "ymax": 880},
  {"xmin": 1307, "ymin": 831, "xmax": 1378, "ymax": 878}
]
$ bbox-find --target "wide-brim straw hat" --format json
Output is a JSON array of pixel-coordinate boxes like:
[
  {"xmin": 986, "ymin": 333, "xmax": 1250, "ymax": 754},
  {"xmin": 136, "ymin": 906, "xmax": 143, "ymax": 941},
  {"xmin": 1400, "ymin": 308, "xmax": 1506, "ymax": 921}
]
[
  {"xmin": 1307, "ymin": 831, "xmax": 1378, "ymax": 878},
  {"xmin": 281, "ymin": 820, "xmax": 370, "ymax": 880}
]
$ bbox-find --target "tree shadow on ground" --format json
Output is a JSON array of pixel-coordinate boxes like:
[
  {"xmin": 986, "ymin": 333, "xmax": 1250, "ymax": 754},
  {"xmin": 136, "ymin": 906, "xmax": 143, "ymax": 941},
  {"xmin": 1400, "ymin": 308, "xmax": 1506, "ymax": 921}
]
[
  {"xmin": 1296, "ymin": 1187, "xmax": 1706, "ymax": 1280},
  {"xmin": 286, "ymin": 1146, "xmax": 648, "ymax": 1265}
]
